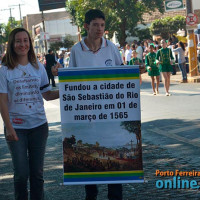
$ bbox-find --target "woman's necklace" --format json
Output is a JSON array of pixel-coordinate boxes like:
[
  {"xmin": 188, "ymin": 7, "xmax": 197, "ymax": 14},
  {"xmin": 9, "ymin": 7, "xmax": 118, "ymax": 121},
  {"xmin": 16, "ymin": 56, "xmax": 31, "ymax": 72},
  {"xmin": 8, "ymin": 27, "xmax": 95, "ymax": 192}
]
[{"xmin": 17, "ymin": 65, "xmax": 31, "ymax": 77}]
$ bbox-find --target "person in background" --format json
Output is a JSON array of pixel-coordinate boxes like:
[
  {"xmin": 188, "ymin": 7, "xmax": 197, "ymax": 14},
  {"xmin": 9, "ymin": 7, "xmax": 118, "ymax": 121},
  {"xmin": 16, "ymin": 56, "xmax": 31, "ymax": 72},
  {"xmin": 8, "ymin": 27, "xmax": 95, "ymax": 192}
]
[
  {"xmin": 168, "ymin": 40, "xmax": 176, "ymax": 75},
  {"xmin": 64, "ymin": 52, "xmax": 70, "ymax": 68},
  {"xmin": 156, "ymin": 39, "xmax": 174, "ymax": 96},
  {"xmin": 125, "ymin": 44, "xmax": 132, "ymax": 65},
  {"xmin": 131, "ymin": 44, "xmax": 136, "ymax": 51},
  {"xmin": 129, "ymin": 50, "xmax": 144, "ymax": 85},
  {"xmin": 0, "ymin": 27, "xmax": 59, "ymax": 200},
  {"xmin": 116, "ymin": 43, "xmax": 124, "ymax": 62},
  {"xmin": 156, "ymin": 45, "xmax": 163, "ymax": 82},
  {"xmin": 172, "ymin": 41, "xmax": 187, "ymax": 83},
  {"xmin": 45, "ymin": 49, "xmax": 57, "ymax": 87},
  {"xmin": 143, "ymin": 40, "xmax": 149, "ymax": 63},
  {"xmin": 136, "ymin": 41, "xmax": 143, "ymax": 62},
  {"xmin": 58, "ymin": 54, "xmax": 64, "ymax": 68},
  {"xmin": 145, "ymin": 44, "xmax": 160, "ymax": 95},
  {"xmin": 197, "ymin": 42, "xmax": 200, "ymax": 72}
]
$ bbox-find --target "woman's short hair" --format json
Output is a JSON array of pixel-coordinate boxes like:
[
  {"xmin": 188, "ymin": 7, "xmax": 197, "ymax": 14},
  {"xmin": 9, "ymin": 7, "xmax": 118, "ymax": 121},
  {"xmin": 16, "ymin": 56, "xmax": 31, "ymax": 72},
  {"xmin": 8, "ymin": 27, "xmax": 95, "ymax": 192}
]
[
  {"xmin": 85, "ymin": 9, "xmax": 105, "ymax": 24},
  {"xmin": 2, "ymin": 27, "xmax": 38, "ymax": 69}
]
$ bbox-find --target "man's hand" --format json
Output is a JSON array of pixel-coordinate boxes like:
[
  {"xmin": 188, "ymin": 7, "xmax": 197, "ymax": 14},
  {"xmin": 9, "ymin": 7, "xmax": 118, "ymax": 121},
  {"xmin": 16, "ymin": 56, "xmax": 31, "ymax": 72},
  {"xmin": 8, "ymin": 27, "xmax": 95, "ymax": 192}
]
[{"xmin": 51, "ymin": 63, "xmax": 63, "ymax": 76}]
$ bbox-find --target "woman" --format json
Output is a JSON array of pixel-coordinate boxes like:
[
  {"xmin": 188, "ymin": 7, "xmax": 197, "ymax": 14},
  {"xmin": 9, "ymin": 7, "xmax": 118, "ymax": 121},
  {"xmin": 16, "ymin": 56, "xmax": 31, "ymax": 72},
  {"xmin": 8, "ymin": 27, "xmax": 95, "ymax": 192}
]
[
  {"xmin": 173, "ymin": 41, "xmax": 187, "ymax": 83},
  {"xmin": 156, "ymin": 39, "xmax": 174, "ymax": 96},
  {"xmin": 129, "ymin": 50, "xmax": 143, "ymax": 85},
  {"xmin": 0, "ymin": 28, "xmax": 59, "ymax": 200},
  {"xmin": 145, "ymin": 44, "xmax": 160, "ymax": 95}
]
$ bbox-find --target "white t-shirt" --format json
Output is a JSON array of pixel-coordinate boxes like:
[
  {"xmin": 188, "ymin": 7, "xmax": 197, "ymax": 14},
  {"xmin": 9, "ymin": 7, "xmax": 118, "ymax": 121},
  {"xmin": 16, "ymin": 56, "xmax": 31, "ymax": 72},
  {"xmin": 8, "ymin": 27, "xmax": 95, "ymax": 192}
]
[
  {"xmin": 172, "ymin": 47, "xmax": 186, "ymax": 64},
  {"xmin": 0, "ymin": 62, "xmax": 51, "ymax": 129},
  {"xmin": 136, "ymin": 46, "xmax": 143, "ymax": 61},
  {"xmin": 168, "ymin": 45, "xmax": 176, "ymax": 62},
  {"xmin": 125, "ymin": 49, "xmax": 132, "ymax": 62},
  {"xmin": 69, "ymin": 37, "xmax": 123, "ymax": 68}
]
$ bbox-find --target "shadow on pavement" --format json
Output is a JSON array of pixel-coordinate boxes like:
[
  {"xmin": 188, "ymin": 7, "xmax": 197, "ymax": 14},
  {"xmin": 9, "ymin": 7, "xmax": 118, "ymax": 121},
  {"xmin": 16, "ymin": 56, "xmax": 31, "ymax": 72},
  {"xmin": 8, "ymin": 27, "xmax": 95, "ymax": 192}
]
[{"xmin": 1, "ymin": 119, "xmax": 200, "ymax": 200}]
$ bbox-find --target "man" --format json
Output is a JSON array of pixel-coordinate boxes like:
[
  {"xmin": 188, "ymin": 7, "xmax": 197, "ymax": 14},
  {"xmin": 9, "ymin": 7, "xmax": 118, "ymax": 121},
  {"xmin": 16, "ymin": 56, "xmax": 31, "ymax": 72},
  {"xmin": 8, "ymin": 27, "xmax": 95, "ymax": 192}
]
[
  {"xmin": 124, "ymin": 44, "xmax": 132, "ymax": 65},
  {"xmin": 45, "ymin": 49, "xmax": 57, "ymax": 87},
  {"xmin": 136, "ymin": 41, "xmax": 143, "ymax": 62},
  {"xmin": 57, "ymin": 9, "xmax": 123, "ymax": 200}
]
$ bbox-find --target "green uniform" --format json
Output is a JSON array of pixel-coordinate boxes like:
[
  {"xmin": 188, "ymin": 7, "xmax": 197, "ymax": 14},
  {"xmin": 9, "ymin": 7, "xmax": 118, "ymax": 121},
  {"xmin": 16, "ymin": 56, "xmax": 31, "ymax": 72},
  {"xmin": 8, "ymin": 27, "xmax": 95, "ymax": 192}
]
[
  {"xmin": 129, "ymin": 57, "xmax": 142, "ymax": 65},
  {"xmin": 156, "ymin": 48, "xmax": 174, "ymax": 72},
  {"xmin": 145, "ymin": 52, "xmax": 160, "ymax": 76}
]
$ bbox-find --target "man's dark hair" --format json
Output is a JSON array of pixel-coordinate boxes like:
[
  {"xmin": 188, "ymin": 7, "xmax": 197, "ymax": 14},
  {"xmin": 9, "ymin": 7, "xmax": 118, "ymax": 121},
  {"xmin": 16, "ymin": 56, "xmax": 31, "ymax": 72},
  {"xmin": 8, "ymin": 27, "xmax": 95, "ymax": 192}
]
[
  {"xmin": 48, "ymin": 49, "xmax": 52, "ymax": 54},
  {"xmin": 85, "ymin": 9, "xmax": 105, "ymax": 24}
]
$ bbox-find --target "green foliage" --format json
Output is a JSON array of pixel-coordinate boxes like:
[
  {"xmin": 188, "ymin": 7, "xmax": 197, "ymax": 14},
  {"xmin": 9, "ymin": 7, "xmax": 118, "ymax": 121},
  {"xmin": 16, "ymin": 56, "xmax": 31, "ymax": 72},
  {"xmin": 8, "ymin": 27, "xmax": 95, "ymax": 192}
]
[
  {"xmin": 136, "ymin": 27, "xmax": 152, "ymax": 41},
  {"xmin": 120, "ymin": 121, "xmax": 141, "ymax": 140},
  {"xmin": 49, "ymin": 34, "xmax": 75, "ymax": 52},
  {"xmin": 149, "ymin": 15, "xmax": 186, "ymax": 39},
  {"xmin": 66, "ymin": 0, "xmax": 164, "ymax": 46},
  {"xmin": 63, "ymin": 34, "xmax": 75, "ymax": 48},
  {"xmin": 3, "ymin": 17, "xmax": 21, "ymax": 42},
  {"xmin": 49, "ymin": 41, "xmax": 63, "ymax": 52}
]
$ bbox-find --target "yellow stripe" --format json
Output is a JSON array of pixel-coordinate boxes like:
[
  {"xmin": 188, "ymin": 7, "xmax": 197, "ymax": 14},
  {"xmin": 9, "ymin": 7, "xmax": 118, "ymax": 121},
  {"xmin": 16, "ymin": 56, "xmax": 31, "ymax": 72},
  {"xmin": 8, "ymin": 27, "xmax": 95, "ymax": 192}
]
[
  {"xmin": 64, "ymin": 170, "xmax": 144, "ymax": 176},
  {"xmin": 59, "ymin": 77, "xmax": 139, "ymax": 83}
]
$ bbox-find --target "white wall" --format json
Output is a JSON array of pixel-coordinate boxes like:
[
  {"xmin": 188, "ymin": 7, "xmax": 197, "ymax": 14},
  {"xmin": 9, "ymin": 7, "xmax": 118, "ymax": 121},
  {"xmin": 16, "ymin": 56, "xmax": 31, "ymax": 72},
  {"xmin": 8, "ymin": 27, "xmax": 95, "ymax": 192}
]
[
  {"xmin": 192, "ymin": 0, "xmax": 200, "ymax": 11},
  {"xmin": 45, "ymin": 19, "xmax": 78, "ymax": 37}
]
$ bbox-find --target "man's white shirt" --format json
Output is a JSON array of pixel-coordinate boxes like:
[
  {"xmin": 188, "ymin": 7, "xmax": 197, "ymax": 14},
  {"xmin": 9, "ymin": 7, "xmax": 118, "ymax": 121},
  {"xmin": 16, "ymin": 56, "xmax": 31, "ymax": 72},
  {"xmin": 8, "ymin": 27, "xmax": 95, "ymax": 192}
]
[{"xmin": 69, "ymin": 37, "xmax": 123, "ymax": 68}]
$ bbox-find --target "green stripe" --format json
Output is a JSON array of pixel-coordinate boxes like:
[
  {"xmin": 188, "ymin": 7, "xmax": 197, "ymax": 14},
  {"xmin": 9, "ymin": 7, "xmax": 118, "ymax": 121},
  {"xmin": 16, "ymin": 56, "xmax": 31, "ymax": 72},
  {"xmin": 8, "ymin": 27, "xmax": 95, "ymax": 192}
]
[
  {"xmin": 59, "ymin": 73, "xmax": 139, "ymax": 81},
  {"xmin": 64, "ymin": 172, "xmax": 143, "ymax": 179}
]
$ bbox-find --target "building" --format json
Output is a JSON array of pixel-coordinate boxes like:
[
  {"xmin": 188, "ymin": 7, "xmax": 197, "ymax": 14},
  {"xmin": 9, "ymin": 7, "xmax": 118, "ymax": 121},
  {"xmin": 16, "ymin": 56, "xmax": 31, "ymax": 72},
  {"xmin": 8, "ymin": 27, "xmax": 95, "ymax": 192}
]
[
  {"xmin": 125, "ymin": 0, "xmax": 200, "ymax": 43},
  {"xmin": 23, "ymin": 11, "xmax": 79, "ymax": 54}
]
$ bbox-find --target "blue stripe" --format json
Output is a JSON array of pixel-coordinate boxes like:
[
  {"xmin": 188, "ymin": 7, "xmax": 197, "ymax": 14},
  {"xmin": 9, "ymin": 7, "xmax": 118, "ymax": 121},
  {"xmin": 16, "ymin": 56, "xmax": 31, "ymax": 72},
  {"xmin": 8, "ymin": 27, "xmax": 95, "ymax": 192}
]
[
  {"xmin": 64, "ymin": 176, "xmax": 143, "ymax": 182},
  {"xmin": 58, "ymin": 68, "xmax": 139, "ymax": 77}
]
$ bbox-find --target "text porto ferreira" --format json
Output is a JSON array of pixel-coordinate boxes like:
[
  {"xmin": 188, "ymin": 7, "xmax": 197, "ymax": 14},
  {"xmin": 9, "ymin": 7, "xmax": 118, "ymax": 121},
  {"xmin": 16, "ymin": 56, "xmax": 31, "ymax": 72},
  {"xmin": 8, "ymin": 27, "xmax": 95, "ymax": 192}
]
[
  {"xmin": 155, "ymin": 170, "xmax": 200, "ymax": 189},
  {"xmin": 61, "ymin": 81, "xmax": 140, "ymax": 123}
]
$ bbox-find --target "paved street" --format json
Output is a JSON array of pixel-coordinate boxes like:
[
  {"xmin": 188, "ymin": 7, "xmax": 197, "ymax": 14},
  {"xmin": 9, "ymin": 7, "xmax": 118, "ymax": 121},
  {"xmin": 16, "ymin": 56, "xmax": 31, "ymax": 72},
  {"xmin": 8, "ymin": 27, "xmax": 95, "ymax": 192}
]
[{"xmin": 1, "ymin": 72, "xmax": 200, "ymax": 200}]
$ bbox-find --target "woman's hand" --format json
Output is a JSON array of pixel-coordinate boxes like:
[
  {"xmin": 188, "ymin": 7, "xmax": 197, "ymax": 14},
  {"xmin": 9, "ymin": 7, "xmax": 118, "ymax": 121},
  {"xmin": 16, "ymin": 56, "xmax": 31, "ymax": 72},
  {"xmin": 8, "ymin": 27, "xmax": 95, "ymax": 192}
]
[
  {"xmin": 156, "ymin": 60, "xmax": 160, "ymax": 65},
  {"xmin": 5, "ymin": 126, "xmax": 18, "ymax": 141},
  {"xmin": 147, "ymin": 66, "xmax": 152, "ymax": 71},
  {"xmin": 51, "ymin": 63, "xmax": 63, "ymax": 76}
]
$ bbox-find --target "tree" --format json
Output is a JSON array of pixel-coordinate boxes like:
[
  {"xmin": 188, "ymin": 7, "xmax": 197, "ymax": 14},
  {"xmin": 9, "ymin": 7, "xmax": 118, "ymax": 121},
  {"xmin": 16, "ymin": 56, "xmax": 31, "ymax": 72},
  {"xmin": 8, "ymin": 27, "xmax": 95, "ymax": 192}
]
[
  {"xmin": 4, "ymin": 17, "xmax": 21, "ymax": 42},
  {"xmin": 149, "ymin": 15, "xmax": 186, "ymax": 39},
  {"xmin": 120, "ymin": 121, "xmax": 141, "ymax": 141},
  {"xmin": 135, "ymin": 27, "xmax": 152, "ymax": 41},
  {"xmin": 66, "ymin": 0, "xmax": 164, "ymax": 46},
  {"xmin": 49, "ymin": 34, "xmax": 75, "ymax": 52},
  {"xmin": 49, "ymin": 41, "xmax": 63, "ymax": 52}
]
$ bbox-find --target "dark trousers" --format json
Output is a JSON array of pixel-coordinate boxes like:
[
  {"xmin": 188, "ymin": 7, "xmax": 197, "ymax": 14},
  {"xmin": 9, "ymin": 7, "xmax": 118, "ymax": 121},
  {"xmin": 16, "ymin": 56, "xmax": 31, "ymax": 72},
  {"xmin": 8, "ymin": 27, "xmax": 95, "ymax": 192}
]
[
  {"xmin": 171, "ymin": 64, "xmax": 176, "ymax": 75},
  {"xmin": 47, "ymin": 69, "xmax": 56, "ymax": 87},
  {"xmin": 5, "ymin": 123, "xmax": 48, "ymax": 200},
  {"xmin": 85, "ymin": 184, "xmax": 122, "ymax": 200}
]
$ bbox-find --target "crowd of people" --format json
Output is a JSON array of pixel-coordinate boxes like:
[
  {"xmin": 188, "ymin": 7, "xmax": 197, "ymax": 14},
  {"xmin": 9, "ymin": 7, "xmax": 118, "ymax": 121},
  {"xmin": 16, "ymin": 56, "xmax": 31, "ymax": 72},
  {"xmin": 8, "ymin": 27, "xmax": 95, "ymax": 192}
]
[
  {"xmin": 34, "ymin": 33, "xmax": 199, "ymax": 96},
  {"xmin": 116, "ymin": 37, "xmax": 192, "ymax": 96}
]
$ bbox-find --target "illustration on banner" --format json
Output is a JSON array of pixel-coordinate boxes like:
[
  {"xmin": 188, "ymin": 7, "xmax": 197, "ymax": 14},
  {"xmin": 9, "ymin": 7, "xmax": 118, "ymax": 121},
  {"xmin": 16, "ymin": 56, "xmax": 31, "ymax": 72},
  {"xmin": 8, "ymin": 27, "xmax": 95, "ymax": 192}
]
[{"xmin": 62, "ymin": 121, "xmax": 142, "ymax": 173}]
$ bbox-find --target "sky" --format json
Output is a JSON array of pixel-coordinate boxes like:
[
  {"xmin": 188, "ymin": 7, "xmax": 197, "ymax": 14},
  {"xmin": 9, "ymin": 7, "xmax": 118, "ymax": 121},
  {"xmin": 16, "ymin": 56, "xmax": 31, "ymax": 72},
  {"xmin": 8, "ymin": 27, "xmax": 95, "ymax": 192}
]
[
  {"xmin": 0, "ymin": 0, "xmax": 65, "ymax": 24},
  {"xmin": 62, "ymin": 122, "xmax": 138, "ymax": 148}
]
